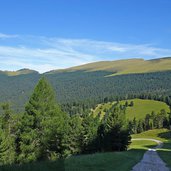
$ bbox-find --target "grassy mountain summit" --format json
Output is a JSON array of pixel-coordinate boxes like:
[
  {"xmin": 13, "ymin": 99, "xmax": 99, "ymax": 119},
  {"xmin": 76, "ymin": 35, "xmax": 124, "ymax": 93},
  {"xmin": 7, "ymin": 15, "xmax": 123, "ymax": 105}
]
[
  {"xmin": 47, "ymin": 57, "xmax": 171, "ymax": 76},
  {"xmin": 0, "ymin": 68, "xmax": 38, "ymax": 76},
  {"xmin": 1, "ymin": 57, "xmax": 171, "ymax": 76}
]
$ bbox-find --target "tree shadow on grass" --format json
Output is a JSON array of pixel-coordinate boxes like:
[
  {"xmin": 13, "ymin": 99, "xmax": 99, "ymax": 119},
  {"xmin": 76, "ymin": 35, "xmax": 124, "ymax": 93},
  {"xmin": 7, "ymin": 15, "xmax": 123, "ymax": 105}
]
[
  {"xmin": 65, "ymin": 149, "xmax": 147, "ymax": 171},
  {"xmin": 157, "ymin": 144, "xmax": 171, "ymax": 169},
  {"xmin": 144, "ymin": 144, "xmax": 158, "ymax": 149},
  {"xmin": 157, "ymin": 130, "xmax": 171, "ymax": 140},
  {"xmin": 0, "ymin": 149, "xmax": 148, "ymax": 171},
  {"xmin": 155, "ymin": 130, "xmax": 171, "ymax": 170},
  {"xmin": 0, "ymin": 159, "xmax": 65, "ymax": 171}
]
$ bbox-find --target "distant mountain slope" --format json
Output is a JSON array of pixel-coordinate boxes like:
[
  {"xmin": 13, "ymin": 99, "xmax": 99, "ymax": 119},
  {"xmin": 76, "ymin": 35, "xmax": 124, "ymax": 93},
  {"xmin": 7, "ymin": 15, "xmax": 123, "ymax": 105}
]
[
  {"xmin": 47, "ymin": 57, "xmax": 171, "ymax": 76},
  {"xmin": 1, "ymin": 57, "xmax": 171, "ymax": 112},
  {"xmin": 0, "ymin": 69, "xmax": 38, "ymax": 76}
]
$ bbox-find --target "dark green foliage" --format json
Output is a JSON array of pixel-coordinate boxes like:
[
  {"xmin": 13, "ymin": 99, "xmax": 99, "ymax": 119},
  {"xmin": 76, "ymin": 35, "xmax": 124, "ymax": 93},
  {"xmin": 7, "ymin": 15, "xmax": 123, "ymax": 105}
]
[
  {"xmin": 1, "ymin": 71, "xmax": 171, "ymax": 113},
  {"xmin": 64, "ymin": 115, "xmax": 83, "ymax": 156},
  {"xmin": 79, "ymin": 105, "xmax": 131, "ymax": 154},
  {"xmin": 137, "ymin": 120, "xmax": 144, "ymax": 133},
  {"xmin": 129, "ymin": 101, "xmax": 134, "ymax": 107},
  {"xmin": 99, "ymin": 106, "xmax": 131, "ymax": 151},
  {"xmin": 81, "ymin": 114, "xmax": 100, "ymax": 153},
  {"xmin": 18, "ymin": 78, "xmax": 68, "ymax": 163},
  {"xmin": 129, "ymin": 109, "xmax": 170, "ymax": 134},
  {"xmin": 0, "ymin": 159, "xmax": 65, "ymax": 171},
  {"xmin": 0, "ymin": 73, "xmax": 40, "ymax": 112},
  {"xmin": 0, "ymin": 77, "xmax": 133, "ymax": 167},
  {"xmin": 0, "ymin": 104, "xmax": 17, "ymax": 165},
  {"xmin": 169, "ymin": 106, "xmax": 171, "ymax": 128}
]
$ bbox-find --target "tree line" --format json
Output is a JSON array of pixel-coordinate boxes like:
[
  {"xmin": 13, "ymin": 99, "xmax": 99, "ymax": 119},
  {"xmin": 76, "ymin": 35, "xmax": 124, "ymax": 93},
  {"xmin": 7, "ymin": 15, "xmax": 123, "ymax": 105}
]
[{"xmin": 128, "ymin": 109, "xmax": 171, "ymax": 134}]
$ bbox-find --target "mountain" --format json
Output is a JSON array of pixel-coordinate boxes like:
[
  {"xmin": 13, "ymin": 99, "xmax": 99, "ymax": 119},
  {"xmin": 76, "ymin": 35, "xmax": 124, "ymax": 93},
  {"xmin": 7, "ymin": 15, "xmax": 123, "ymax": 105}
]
[
  {"xmin": 1, "ymin": 57, "xmax": 171, "ymax": 111},
  {"xmin": 0, "ymin": 68, "xmax": 38, "ymax": 76},
  {"xmin": 2, "ymin": 57, "xmax": 171, "ymax": 76},
  {"xmin": 47, "ymin": 57, "xmax": 171, "ymax": 76}
]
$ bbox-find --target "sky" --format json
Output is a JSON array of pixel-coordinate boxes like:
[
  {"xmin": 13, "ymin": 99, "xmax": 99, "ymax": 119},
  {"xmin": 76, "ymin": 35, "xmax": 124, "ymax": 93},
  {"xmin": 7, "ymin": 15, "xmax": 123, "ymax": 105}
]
[{"xmin": 0, "ymin": 0, "xmax": 171, "ymax": 73}]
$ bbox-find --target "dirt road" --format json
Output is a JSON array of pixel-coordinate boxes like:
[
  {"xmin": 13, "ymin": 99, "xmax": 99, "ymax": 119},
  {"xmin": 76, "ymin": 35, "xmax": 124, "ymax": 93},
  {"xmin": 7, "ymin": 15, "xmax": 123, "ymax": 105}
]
[{"xmin": 131, "ymin": 138, "xmax": 170, "ymax": 171}]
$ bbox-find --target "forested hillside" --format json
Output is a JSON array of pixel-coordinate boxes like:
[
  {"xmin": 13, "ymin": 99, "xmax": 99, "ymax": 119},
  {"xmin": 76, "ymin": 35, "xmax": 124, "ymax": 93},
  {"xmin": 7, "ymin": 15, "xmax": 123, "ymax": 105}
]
[
  {"xmin": 0, "ymin": 72, "xmax": 40, "ymax": 111},
  {"xmin": 1, "ymin": 58, "xmax": 171, "ymax": 111}
]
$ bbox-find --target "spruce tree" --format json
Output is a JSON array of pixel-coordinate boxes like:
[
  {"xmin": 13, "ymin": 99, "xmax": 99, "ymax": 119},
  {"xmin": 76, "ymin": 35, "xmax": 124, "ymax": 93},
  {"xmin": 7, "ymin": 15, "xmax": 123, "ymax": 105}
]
[
  {"xmin": 64, "ymin": 115, "xmax": 83, "ymax": 156},
  {"xmin": 19, "ymin": 77, "xmax": 67, "ymax": 163},
  {"xmin": 81, "ymin": 114, "xmax": 100, "ymax": 153},
  {"xmin": 102, "ymin": 106, "xmax": 131, "ymax": 151},
  {"xmin": 0, "ymin": 104, "xmax": 16, "ymax": 165}
]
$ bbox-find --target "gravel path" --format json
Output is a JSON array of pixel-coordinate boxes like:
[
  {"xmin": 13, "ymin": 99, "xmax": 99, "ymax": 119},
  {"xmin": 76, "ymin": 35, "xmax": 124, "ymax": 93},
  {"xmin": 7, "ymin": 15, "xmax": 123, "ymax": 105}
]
[{"xmin": 131, "ymin": 138, "xmax": 170, "ymax": 171}]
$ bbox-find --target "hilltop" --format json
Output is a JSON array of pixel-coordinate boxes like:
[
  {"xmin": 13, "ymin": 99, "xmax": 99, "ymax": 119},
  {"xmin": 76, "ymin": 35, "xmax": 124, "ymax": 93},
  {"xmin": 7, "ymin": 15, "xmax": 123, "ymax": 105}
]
[
  {"xmin": 1, "ymin": 57, "xmax": 171, "ymax": 76},
  {"xmin": 0, "ymin": 68, "xmax": 38, "ymax": 76},
  {"xmin": 47, "ymin": 57, "xmax": 171, "ymax": 76}
]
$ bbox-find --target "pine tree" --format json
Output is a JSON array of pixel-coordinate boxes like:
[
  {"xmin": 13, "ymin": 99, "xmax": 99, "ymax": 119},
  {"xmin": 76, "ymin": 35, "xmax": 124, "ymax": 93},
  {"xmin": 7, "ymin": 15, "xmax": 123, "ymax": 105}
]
[
  {"xmin": 169, "ymin": 106, "xmax": 171, "ymax": 129},
  {"xmin": 137, "ymin": 120, "xmax": 144, "ymax": 133},
  {"xmin": 0, "ymin": 103, "xmax": 16, "ymax": 165},
  {"xmin": 129, "ymin": 101, "xmax": 134, "ymax": 107},
  {"xmin": 81, "ymin": 114, "xmax": 100, "ymax": 153},
  {"xmin": 144, "ymin": 114, "xmax": 151, "ymax": 130},
  {"xmin": 125, "ymin": 101, "xmax": 128, "ymax": 107},
  {"xmin": 19, "ymin": 77, "xmax": 67, "ymax": 163},
  {"xmin": 64, "ymin": 115, "xmax": 83, "ymax": 156},
  {"xmin": 132, "ymin": 117, "xmax": 137, "ymax": 134},
  {"xmin": 102, "ymin": 106, "xmax": 131, "ymax": 151}
]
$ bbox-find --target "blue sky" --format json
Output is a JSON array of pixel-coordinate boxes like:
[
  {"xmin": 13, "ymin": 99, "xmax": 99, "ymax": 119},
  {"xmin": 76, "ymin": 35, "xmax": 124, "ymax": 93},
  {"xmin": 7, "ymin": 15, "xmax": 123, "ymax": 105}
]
[{"xmin": 0, "ymin": 0, "xmax": 171, "ymax": 73}]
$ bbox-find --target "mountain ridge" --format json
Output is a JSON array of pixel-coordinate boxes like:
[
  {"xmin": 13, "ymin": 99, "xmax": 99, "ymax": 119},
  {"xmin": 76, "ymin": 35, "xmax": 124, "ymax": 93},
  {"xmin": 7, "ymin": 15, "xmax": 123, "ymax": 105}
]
[
  {"xmin": 45, "ymin": 57, "xmax": 171, "ymax": 76},
  {"xmin": 0, "ymin": 68, "xmax": 39, "ymax": 76},
  {"xmin": 1, "ymin": 57, "xmax": 171, "ymax": 76}
]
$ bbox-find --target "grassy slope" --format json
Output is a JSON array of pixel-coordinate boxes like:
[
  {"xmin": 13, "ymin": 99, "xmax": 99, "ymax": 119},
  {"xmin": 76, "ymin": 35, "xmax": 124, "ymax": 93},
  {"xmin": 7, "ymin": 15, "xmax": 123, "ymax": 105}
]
[
  {"xmin": 65, "ymin": 150, "xmax": 145, "ymax": 171},
  {"xmin": 132, "ymin": 129, "xmax": 171, "ymax": 169},
  {"xmin": 49, "ymin": 57, "xmax": 171, "ymax": 76},
  {"xmin": 0, "ymin": 150, "xmax": 145, "ymax": 171},
  {"xmin": 93, "ymin": 99, "xmax": 170, "ymax": 120},
  {"xmin": 0, "ymin": 69, "xmax": 38, "ymax": 76},
  {"xmin": 92, "ymin": 102, "xmax": 116, "ymax": 119},
  {"xmin": 130, "ymin": 140, "xmax": 157, "ymax": 150},
  {"xmin": 122, "ymin": 99, "xmax": 170, "ymax": 120},
  {"xmin": 2, "ymin": 57, "xmax": 171, "ymax": 76}
]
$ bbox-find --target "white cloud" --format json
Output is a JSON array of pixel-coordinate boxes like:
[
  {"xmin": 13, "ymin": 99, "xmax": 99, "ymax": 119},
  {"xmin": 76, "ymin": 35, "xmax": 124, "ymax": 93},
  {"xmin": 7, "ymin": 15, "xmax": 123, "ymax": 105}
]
[
  {"xmin": 0, "ymin": 33, "xmax": 18, "ymax": 39},
  {"xmin": 0, "ymin": 34, "xmax": 171, "ymax": 73}
]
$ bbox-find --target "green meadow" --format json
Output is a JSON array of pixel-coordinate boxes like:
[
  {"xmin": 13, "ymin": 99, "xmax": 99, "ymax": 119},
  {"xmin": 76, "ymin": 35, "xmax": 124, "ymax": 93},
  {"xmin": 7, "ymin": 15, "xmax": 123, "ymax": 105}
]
[{"xmin": 93, "ymin": 99, "xmax": 170, "ymax": 120}]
